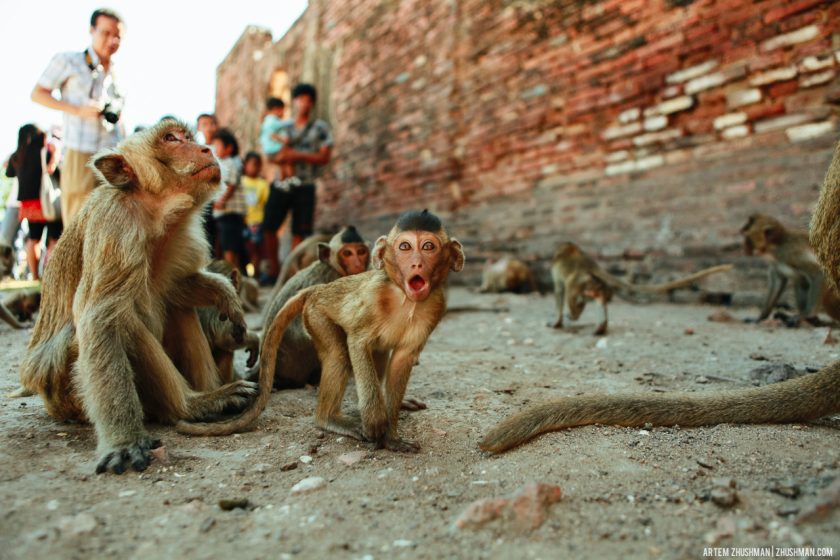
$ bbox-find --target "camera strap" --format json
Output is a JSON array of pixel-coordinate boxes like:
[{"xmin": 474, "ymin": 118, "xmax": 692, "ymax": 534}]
[{"xmin": 84, "ymin": 49, "xmax": 97, "ymax": 72}]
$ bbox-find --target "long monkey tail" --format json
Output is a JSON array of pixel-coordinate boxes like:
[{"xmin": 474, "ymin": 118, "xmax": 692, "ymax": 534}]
[
  {"xmin": 176, "ymin": 288, "xmax": 313, "ymax": 436},
  {"xmin": 479, "ymin": 360, "xmax": 840, "ymax": 453},
  {"xmin": 593, "ymin": 264, "xmax": 734, "ymax": 295}
]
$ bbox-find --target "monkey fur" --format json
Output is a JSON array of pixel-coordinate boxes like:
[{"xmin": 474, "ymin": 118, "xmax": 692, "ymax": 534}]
[
  {"xmin": 740, "ymin": 213, "xmax": 840, "ymax": 326},
  {"xmin": 479, "ymin": 256, "xmax": 537, "ymax": 294},
  {"xmin": 550, "ymin": 242, "xmax": 733, "ymax": 335},
  {"xmin": 259, "ymin": 226, "xmax": 369, "ymax": 389},
  {"xmin": 480, "ymin": 141, "xmax": 840, "ymax": 453},
  {"xmin": 19, "ymin": 121, "xmax": 257, "ymax": 474},
  {"xmin": 177, "ymin": 210, "xmax": 464, "ymax": 452}
]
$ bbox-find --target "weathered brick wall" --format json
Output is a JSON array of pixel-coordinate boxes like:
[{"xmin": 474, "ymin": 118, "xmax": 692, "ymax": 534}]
[{"xmin": 216, "ymin": 0, "xmax": 840, "ymax": 299}]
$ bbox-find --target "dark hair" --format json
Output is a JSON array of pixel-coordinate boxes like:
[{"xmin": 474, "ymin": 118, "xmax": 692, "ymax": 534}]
[
  {"xmin": 265, "ymin": 97, "xmax": 285, "ymax": 111},
  {"xmin": 158, "ymin": 115, "xmax": 178, "ymax": 123},
  {"xmin": 340, "ymin": 225, "xmax": 364, "ymax": 244},
  {"xmin": 291, "ymin": 83, "xmax": 317, "ymax": 102},
  {"xmin": 197, "ymin": 113, "xmax": 217, "ymax": 124},
  {"xmin": 90, "ymin": 8, "xmax": 122, "ymax": 27},
  {"xmin": 395, "ymin": 209, "xmax": 442, "ymax": 233},
  {"xmin": 243, "ymin": 151, "xmax": 262, "ymax": 165},
  {"xmin": 12, "ymin": 124, "xmax": 45, "ymax": 175},
  {"xmin": 214, "ymin": 128, "xmax": 239, "ymax": 157}
]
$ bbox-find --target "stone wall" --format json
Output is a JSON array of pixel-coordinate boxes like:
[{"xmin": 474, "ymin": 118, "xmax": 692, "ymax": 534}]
[{"xmin": 216, "ymin": 0, "xmax": 840, "ymax": 299}]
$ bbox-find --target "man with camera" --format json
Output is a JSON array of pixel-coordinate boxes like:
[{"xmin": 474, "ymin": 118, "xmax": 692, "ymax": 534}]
[{"xmin": 31, "ymin": 8, "xmax": 125, "ymax": 225}]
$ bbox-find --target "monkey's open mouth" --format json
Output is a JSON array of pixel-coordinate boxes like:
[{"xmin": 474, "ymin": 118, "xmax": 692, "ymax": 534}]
[{"xmin": 408, "ymin": 275, "xmax": 426, "ymax": 291}]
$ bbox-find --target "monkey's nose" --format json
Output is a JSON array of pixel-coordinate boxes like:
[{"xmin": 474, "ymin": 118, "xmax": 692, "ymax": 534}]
[{"xmin": 200, "ymin": 146, "xmax": 210, "ymax": 154}]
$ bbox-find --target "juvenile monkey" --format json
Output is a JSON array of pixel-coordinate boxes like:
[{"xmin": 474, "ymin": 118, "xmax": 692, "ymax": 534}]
[
  {"xmin": 480, "ymin": 142, "xmax": 840, "ymax": 453},
  {"xmin": 178, "ymin": 209, "xmax": 465, "ymax": 452},
  {"xmin": 740, "ymin": 213, "xmax": 840, "ymax": 325},
  {"xmin": 259, "ymin": 226, "xmax": 369, "ymax": 389},
  {"xmin": 199, "ymin": 260, "xmax": 260, "ymax": 383},
  {"xmin": 19, "ymin": 121, "xmax": 257, "ymax": 474},
  {"xmin": 479, "ymin": 256, "xmax": 537, "ymax": 294},
  {"xmin": 550, "ymin": 242, "xmax": 733, "ymax": 335},
  {"xmin": 271, "ymin": 232, "xmax": 333, "ymax": 291}
]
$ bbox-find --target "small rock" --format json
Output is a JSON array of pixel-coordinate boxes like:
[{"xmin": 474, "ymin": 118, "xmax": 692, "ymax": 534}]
[
  {"xmin": 710, "ymin": 487, "xmax": 738, "ymax": 508},
  {"xmin": 280, "ymin": 462, "xmax": 298, "ymax": 472},
  {"xmin": 769, "ymin": 480, "xmax": 800, "ymax": 499},
  {"xmin": 253, "ymin": 463, "xmax": 269, "ymax": 473},
  {"xmin": 218, "ymin": 498, "xmax": 250, "ymax": 511},
  {"xmin": 696, "ymin": 458, "xmax": 715, "ymax": 469},
  {"xmin": 118, "ymin": 490, "xmax": 137, "ymax": 498},
  {"xmin": 393, "ymin": 539, "xmax": 414, "ymax": 548},
  {"xmin": 57, "ymin": 512, "xmax": 98, "ymax": 536},
  {"xmin": 46, "ymin": 499, "xmax": 59, "ymax": 511},
  {"xmin": 199, "ymin": 517, "xmax": 216, "ymax": 532},
  {"xmin": 695, "ymin": 376, "xmax": 709, "ymax": 384},
  {"xmin": 748, "ymin": 353, "xmax": 768, "ymax": 361},
  {"xmin": 684, "ymin": 328, "xmax": 694, "ymax": 335},
  {"xmin": 749, "ymin": 363, "xmax": 802, "ymax": 385},
  {"xmin": 596, "ymin": 338, "xmax": 608, "ymax": 349},
  {"xmin": 150, "ymin": 446, "xmax": 168, "ymax": 465},
  {"xmin": 337, "ymin": 451, "xmax": 369, "ymax": 466},
  {"xmin": 707, "ymin": 310, "xmax": 735, "ymax": 323},
  {"xmin": 290, "ymin": 476, "xmax": 327, "ymax": 496},
  {"xmin": 455, "ymin": 482, "xmax": 562, "ymax": 531},
  {"xmin": 299, "ymin": 455, "xmax": 313, "ymax": 464},
  {"xmin": 777, "ymin": 505, "xmax": 800, "ymax": 517}
]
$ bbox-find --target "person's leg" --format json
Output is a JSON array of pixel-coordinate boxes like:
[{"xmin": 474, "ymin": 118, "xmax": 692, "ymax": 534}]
[
  {"xmin": 261, "ymin": 187, "xmax": 291, "ymax": 283},
  {"xmin": 25, "ymin": 222, "xmax": 46, "ymax": 280},
  {"xmin": 291, "ymin": 183, "xmax": 316, "ymax": 249},
  {"xmin": 60, "ymin": 149, "xmax": 96, "ymax": 226}
]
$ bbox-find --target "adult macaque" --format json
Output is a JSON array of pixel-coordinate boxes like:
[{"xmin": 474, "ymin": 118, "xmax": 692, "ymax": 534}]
[
  {"xmin": 19, "ymin": 121, "xmax": 256, "ymax": 474},
  {"xmin": 179, "ymin": 209, "xmax": 464, "ymax": 452},
  {"xmin": 259, "ymin": 226, "xmax": 369, "ymax": 389},
  {"xmin": 550, "ymin": 242, "xmax": 733, "ymax": 335},
  {"xmin": 480, "ymin": 142, "xmax": 840, "ymax": 454},
  {"xmin": 479, "ymin": 256, "xmax": 537, "ymax": 294},
  {"xmin": 199, "ymin": 260, "xmax": 260, "ymax": 382},
  {"xmin": 740, "ymin": 213, "xmax": 840, "ymax": 325}
]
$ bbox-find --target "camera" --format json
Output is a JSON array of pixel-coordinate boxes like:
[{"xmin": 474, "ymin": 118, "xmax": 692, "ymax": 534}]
[{"xmin": 101, "ymin": 101, "xmax": 121, "ymax": 124}]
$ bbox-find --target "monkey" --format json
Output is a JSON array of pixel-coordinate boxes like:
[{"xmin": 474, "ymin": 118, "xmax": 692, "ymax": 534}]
[
  {"xmin": 199, "ymin": 260, "xmax": 260, "ymax": 383},
  {"xmin": 0, "ymin": 240, "xmax": 13, "ymax": 278},
  {"xmin": 0, "ymin": 289, "xmax": 40, "ymax": 329},
  {"xmin": 740, "ymin": 213, "xmax": 840, "ymax": 326},
  {"xmin": 258, "ymin": 225, "xmax": 370, "ymax": 389},
  {"xmin": 239, "ymin": 275, "xmax": 261, "ymax": 312},
  {"xmin": 479, "ymin": 256, "xmax": 538, "ymax": 294},
  {"xmin": 479, "ymin": 142, "xmax": 840, "ymax": 454},
  {"xmin": 549, "ymin": 242, "xmax": 733, "ymax": 335},
  {"xmin": 271, "ymin": 232, "xmax": 333, "ymax": 291},
  {"xmin": 176, "ymin": 209, "xmax": 465, "ymax": 452},
  {"xmin": 19, "ymin": 121, "xmax": 257, "ymax": 474}
]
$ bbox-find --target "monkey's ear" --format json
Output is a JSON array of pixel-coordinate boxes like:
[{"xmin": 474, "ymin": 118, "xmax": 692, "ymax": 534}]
[
  {"xmin": 92, "ymin": 153, "xmax": 137, "ymax": 189},
  {"xmin": 449, "ymin": 238, "xmax": 465, "ymax": 272},
  {"xmin": 317, "ymin": 242, "xmax": 332, "ymax": 264},
  {"xmin": 372, "ymin": 236, "xmax": 388, "ymax": 270},
  {"xmin": 229, "ymin": 268, "xmax": 242, "ymax": 291}
]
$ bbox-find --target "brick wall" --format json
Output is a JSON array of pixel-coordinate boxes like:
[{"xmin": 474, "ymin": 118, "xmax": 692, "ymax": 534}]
[{"xmin": 216, "ymin": 0, "xmax": 840, "ymax": 298}]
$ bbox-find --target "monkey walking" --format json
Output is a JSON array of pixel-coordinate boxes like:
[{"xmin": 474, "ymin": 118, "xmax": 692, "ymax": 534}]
[
  {"xmin": 479, "ymin": 256, "xmax": 538, "ymax": 294},
  {"xmin": 19, "ymin": 121, "xmax": 258, "ymax": 474},
  {"xmin": 197, "ymin": 260, "xmax": 261, "ymax": 383},
  {"xmin": 740, "ymin": 213, "xmax": 840, "ymax": 326},
  {"xmin": 550, "ymin": 242, "xmax": 733, "ymax": 335},
  {"xmin": 178, "ymin": 210, "xmax": 464, "ymax": 452},
  {"xmin": 480, "ymin": 141, "xmax": 840, "ymax": 453},
  {"xmin": 258, "ymin": 226, "xmax": 369, "ymax": 389}
]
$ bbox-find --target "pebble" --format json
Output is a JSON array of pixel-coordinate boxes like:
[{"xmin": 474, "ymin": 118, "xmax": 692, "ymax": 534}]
[
  {"xmin": 455, "ymin": 482, "xmax": 563, "ymax": 531},
  {"xmin": 199, "ymin": 517, "xmax": 216, "ymax": 532},
  {"xmin": 299, "ymin": 455, "xmax": 313, "ymax": 464},
  {"xmin": 595, "ymin": 338, "xmax": 608, "ymax": 349},
  {"xmin": 337, "ymin": 451, "xmax": 369, "ymax": 466},
  {"xmin": 769, "ymin": 480, "xmax": 800, "ymax": 499},
  {"xmin": 393, "ymin": 539, "xmax": 414, "ymax": 548},
  {"xmin": 218, "ymin": 498, "xmax": 250, "ymax": 511},
  {"xmin": 707, "ymin": 310, "xmax": 736, "ymax": 322},
  {"xmin": 280, "ymin": 461, "xmax": 298, "ymax": 472},
  {"xmin": 290, "ymin": 476, "xmax": 327, "ymax": 495},
  {"xmin": 118, "ymin": 490, "xmax": 137, "ymax": 498},
  {"xmin": 57, "ymin": 512, "xmax": 98, "ymax": 536},
  {"xmin": 46, "ymin": 500, "xmax": 59, "ymax": 511}
]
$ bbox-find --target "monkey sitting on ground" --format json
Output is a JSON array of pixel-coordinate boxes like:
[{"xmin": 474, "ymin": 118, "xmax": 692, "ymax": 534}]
[
  {"xmin": 239, "ymin": 274, "xmax": 260, "ymax": 312},
  {"xmin": 0, "ymin": 241, "xmax": 13, "ymax": 278},
  {"xmin": 200, "ymin": 260, "xmax": 260, "ymax": 382},
  {"xmin": 178, "ymin": 209, "xmax": 464, "ymax": 452},
  {"xmin": 0, "ymin": 289, "xmax": 40, "ymax": 329},
  {"xmin": 270, "ymin": 232, "xmax": 333, "ymax": 292},
  {"xmin": 259, "ymin": 226, "xmax": 369, "ymax": 389},
  {"xmin": 19, "ymin": 121, "xmax": 257, "ymax": 474},
  {"xmin": 479, "ymin": 141, "xmax": 840, "ymax": 454},
  {"xmin": 740, "ymin": 213, "xmax": 840, "ymax": 326},
  {"xmin": 479, "ymin": 256, "xmax": 537, "ymax": 294},
  {"xmin": 550, "ymin": 242, "xmax": 733, "ymax": 335}
]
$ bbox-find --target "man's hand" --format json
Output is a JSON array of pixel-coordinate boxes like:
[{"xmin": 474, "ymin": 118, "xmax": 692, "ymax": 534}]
[{"xmin": 75, "ymin": 101, "xmax": 102, "ymax": 119}]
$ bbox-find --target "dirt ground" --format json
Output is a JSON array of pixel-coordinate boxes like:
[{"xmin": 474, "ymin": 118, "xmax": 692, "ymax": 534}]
[{"xmin": 1, "ymin": 287, "xmax": 839, "ymax": 559}]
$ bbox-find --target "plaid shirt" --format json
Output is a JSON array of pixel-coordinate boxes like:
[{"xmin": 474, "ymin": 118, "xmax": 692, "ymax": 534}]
[
  {"xmin": 282, "ymin": 119, "xmax": 333, "ymax": 183},
  {"xmin": 213, "ymin": 156, "xmax": 247, "ymax": 217},
  {"xmin": 37, "ymin": 48, "xmax": 123, "ymax": 153}
]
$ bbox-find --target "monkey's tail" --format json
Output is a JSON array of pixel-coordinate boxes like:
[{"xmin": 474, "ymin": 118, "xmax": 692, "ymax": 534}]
[
  {"xmin": 479, "ymin": 360, "xmax": 840, "ymax": 453},
  {"xmin": 176, "ymin": 288, "xmax": 313, "ymax": 436},
  {"xmin": 594, "ymin": 264, "xmax": 733, "ymax": 295}
]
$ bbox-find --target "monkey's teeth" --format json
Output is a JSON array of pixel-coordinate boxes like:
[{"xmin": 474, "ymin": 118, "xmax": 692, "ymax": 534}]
[{"xmin": 408, "ymin": 275, "xmax": 426, "ymax": 291}]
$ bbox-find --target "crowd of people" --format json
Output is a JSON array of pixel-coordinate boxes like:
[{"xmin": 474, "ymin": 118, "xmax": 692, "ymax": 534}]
[{"xmin": 2, "ymin": 7, "xmax": 334, "ymax": 285}]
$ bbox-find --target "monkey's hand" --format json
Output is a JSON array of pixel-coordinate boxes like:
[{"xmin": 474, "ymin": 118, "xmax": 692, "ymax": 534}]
[
  {"xmin": 217, "ymin": 304, "xmax": 247, "ymax": 345},
  {"xmin": 400, "ymin": 398, "xmax": 427, "ymax": 412},
  {"xmin": 96, "ymin": 436, "xmax": 163, "ymax": 475},
  {"xmin": 244, "ymin": 333, "xmax": 260, "ymax": 368},
  {"xmin": 383, "ymin": 437, "xmax": 421, "ymax": 453}
]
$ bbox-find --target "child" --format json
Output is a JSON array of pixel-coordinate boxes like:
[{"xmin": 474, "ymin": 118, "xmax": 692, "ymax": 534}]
[
  {"xmin": 259, "ymin": 97, "xmax": 295, "ymax": 184},
  {"xmin": 241, "ymin": 151, "xmax": 269, "ymax": 278},
  {"xmin": 211, "ymin": 128, "xmax": 247, "ymax": 268}
]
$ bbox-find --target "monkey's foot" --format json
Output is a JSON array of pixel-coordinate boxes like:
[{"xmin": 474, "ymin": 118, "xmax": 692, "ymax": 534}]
[
  {"xmin": 383, "ymin": 437, "xmax": 421, "ymax": 453},
  {"xmin": 593, "ymin": 323, "xmax": 608, "ymax": 336},
  {"xmin": 400, "ymin": 398, "xmax": 427, "ymax": 412},
  {"xmin": 187, "ymin": 380, "xmax": 258, "ymax": 420},
  {"xmin": 548, "ymin": 320, "xmax": 563, "ymax": 329},
  {"xmin": 7, "ymin": 385, "xmax": 34, "ymax": 398},
  {"xmin": 96, "ymin": 436, "xmax": 162, "ymax": 475}
]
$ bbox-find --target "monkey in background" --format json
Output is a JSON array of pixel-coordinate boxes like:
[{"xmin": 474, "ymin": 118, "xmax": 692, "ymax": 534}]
[
  {"xmin": 20, "ymin": 121, "xmax": 257, "ymax": 474},
  {"xmin": 258, "ymin": 226, "xmax": 369, "ymax": 389},
  {"xmin": 178, "ymin": 209, "xmax": 464, "ymax": 453},
  {"xmin": 198, "ymin": 260, "xmax": 260, "ymax": 383},
  {"xmin": 0, "ymin": 289, "xmax": 40, "ymax": 329},
  {"xmin": 480, "ymin": 141, "xmax": 840, "ymax": 454},
  {"xmin": 1, "ymin": 241, "xmax": 13, "ymax": 278},
  {"xmin": 270, "ymin": 232, "xmax": 333, "ymax": 293},
  {"xmin": 479, "ymin": 256, "xmax": 538, "ymax": 294},
  {"xmin": 740, "ymin": 213, "xmax": 840, "ymax": 326},
  {"xmin": 550, "ymin": 242, "xmax": 733, "ymax": 335}
]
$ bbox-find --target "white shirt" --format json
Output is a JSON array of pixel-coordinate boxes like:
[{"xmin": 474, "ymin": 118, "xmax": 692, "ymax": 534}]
[{"xmin": 37, "ymin": 48, "xmax": 123, "ymax": 153}]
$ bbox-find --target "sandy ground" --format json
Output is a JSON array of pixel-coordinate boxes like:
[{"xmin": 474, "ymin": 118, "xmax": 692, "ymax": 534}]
[{"xmin": 1, "ymin": 287, "xmax": 839, "ymax": 559}]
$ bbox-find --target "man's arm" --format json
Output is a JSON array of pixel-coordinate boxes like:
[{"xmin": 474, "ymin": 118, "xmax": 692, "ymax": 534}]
[
  {"xmin": 31, "ymin": 86, "xmax": 101, "ymax": 119},
  {"xmin": 276, "ymin": 145, "xmax": 332, "ymax": 166}
]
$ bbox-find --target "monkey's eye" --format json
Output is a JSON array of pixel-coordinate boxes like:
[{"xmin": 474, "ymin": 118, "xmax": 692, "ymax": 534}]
[
  {"xmin": 357, "ymin": 247, "xmax": 368, "ymax": 255},
  {"xmin": 164, "ymin": 133, "xmax": 179, "ymax": 142},
  {"xmin": 398, "ymin": 241, "xmax": 411, "ymax": 251},
  {"xmin": 342, "ymin": 250, "xmax": 352, "ymax": 257},
  {"xmin": 421, "ymin": 241, "xmax": 436, "ymax": 251}
]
